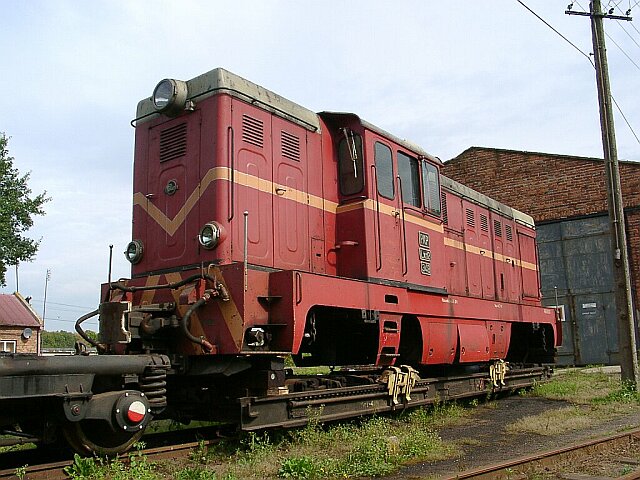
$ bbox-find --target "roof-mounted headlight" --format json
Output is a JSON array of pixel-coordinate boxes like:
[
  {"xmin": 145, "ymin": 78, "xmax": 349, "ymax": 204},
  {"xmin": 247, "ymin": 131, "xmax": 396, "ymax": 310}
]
[
  {"xmin": 198, "ymin": 222, "xmax": 221, "ymax": 250},
  {"xmin": 152, "ymin": 78, "xmax": 189, "ymax": 116},
  {"xmin": 125, "ymin": 240, "xmax": 144, "ymax": 264}
]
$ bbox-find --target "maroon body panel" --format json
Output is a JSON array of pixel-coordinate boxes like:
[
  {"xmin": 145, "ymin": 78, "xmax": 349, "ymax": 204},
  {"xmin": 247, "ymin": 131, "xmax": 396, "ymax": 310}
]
[{"xmin": 119, "ymin": 69, "xmax": 560, "ymax": 369}]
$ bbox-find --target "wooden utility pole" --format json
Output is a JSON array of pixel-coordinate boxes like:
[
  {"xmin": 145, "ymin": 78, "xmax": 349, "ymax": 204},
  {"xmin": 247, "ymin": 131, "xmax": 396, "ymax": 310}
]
[{"xmin": 567, "ymin": 0, "xmax": 639, "ymax": 388}]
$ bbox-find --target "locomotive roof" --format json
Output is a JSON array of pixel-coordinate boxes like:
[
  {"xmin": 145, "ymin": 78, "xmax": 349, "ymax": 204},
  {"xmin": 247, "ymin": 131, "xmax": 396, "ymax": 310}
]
[
  {"xmin": 136, "ymin": 67, "xmax": 321, "ymax": 131},
  {"xmin": 440, "ymin": 175, "xmax": 535, "ymax": 228},
  {"xmin": 136, "ymin": 68, "xmax": 441, "ymax": 164}
]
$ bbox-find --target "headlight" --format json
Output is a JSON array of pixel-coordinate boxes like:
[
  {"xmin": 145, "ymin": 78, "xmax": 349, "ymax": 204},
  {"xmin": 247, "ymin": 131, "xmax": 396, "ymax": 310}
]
[
  {"xmin": 125, "ymin": 240, "xmax": 144, "ymax": 264},
  {"xmin": 152, "ymin": 78, "xmax": 188, "ymax": 116},
  {"xmin": 198, "ymin": 222, "xmax": 221, "ymax": 249}
]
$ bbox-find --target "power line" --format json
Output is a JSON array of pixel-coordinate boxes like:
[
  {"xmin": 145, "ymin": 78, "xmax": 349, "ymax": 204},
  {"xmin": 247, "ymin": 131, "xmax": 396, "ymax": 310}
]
[
  {"xmin": 517, "ymin": 0, "xmax": 593, "ymax": 61},
  {"xmin": 28, "ymin": 298, "xmax": 94, "ymax": 310},
  {"xmin": 615, "ymin": 20, "xmax": 640, "ymax": 50},
  {"xmin": 605, "ymin": 30, "xmax": 640, "ymax": 69},
  {"xmin": 614, "ymin": 2, "xmax": 640, "ymax": 41},
  {"xmin": 517, "ymin": 0, "xmax": 640, "ymax": 147}
]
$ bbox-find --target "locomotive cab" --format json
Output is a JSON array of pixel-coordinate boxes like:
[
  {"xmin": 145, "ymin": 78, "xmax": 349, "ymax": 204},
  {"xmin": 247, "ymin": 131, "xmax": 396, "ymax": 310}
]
[{"xmin": 320, "ymin": 112, "xmax": 447, "ymax": 290}]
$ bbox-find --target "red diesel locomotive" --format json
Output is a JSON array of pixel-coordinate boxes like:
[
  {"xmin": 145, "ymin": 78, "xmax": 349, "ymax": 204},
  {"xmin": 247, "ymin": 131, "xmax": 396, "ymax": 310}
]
[{"xmin": 0, "ymin": 68, "xmax": 560, "ymax": 455}]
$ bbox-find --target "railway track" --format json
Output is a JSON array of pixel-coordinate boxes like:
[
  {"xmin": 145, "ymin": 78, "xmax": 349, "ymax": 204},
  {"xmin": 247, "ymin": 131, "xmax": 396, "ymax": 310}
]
[
  {"xmin": 0, "ymin": 365, "xmax": 550, "ymax": 479},
  {"xmin": 443, "ymin": 427, "xmax": 640, "ymax": 480},
  {"xmin": 0, "ymin": 437, "xmax": 223, "ymax": 480}
]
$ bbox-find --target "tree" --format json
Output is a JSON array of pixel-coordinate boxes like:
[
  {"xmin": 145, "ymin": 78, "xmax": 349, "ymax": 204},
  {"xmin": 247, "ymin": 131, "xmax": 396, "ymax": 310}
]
[
  {"xmin": 0, "ymin": 133, "xmax": 49, "ymax": 286},
  {"xmin": 41, "ymin": 330, "xmax": 98, "ymax": 349}
]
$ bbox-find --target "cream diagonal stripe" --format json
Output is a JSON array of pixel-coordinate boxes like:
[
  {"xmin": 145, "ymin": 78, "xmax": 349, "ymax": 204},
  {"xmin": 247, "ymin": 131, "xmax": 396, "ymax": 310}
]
[
  {"xmin": 133, "ymin": 166, "xmax": 536, "ymax": 272},
  {"xmin": 133, "ymin": 166, "xmax": 338, "ymax": 236}
]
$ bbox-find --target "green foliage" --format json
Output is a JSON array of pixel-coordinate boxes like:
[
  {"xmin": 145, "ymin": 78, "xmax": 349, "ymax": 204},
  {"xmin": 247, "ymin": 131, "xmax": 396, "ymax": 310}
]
[
  {"xmin": 41, "ymin": 330, "xmax": 98, "ymax": 348},
  {"xmin": 175, "ymin": 466, "xmax": 217, "ymax": 480},
  {"xmin": 529, "ymin": 370, "xmax": 623, "ymax": 404},
  {"xmin": 278, "ymin": 456, "xmax": 318, "ymax": 478},
  {"xmin": 0, "ymin": 133, "xmax": 49, "ymax": 287},
  {"xmin": 64, "ymin": 444, "xmax": 157, "ymax": 480},
  {"xmin": 14, "ymin": 465, "xmax": 27, "ymax": 480},
  {"xmin": 592, "ymin": 380, "xmax": 640, "ymax": 405}
]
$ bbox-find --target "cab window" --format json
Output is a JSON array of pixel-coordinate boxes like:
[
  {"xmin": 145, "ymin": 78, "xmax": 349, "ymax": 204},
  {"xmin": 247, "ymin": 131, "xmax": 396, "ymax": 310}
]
[
  {"xmin": 338, "ymin": 133, "xmax": 364, "ymax": 195},
  {"xmin": 422, "ymin": 160, "xmax": 441, "ymax": 216},
  {"xmin": 375, "ymin": 142, "xmax": 394, "ymax": 199},
  {"xmin": 398, "ymin": 152, "xmax": 421, "ymax": 207}
]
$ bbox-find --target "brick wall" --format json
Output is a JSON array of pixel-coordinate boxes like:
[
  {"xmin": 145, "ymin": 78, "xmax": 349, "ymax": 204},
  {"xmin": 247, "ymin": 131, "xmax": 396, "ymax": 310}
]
[
  {"xmin": 0, "ymin": 326, "xmax": 38, "ymax": 354},
  {"xmin": 442, "ymin": 147, "xmax": 640, "ymax": 305},
  {"xmin": 442, "ymin": 147, "xmax": 640, "ymax": 222}
]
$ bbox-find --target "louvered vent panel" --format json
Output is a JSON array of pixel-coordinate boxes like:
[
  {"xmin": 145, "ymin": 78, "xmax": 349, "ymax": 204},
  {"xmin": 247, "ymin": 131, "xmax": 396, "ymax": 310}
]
[
  {"xmin": 494, "ymin": 220, "xmax": 503, "ymax": 237},
  {"xmin": 160, "ymin": 123, "xmax": 187, "ymax": 162},
  {"xmin": 242, "ymin": 115, "xmax": 264, "ymax": 148},
  {"xmin": 281, "ymin": 131, "xmax": 300, "ymax": 161},
  {"xmin": 480, "ymin": 214, "xmax": 489, "ymax": 232},
  {"xmin": 441, "ymin": 193, "xmax": 448, "ymax": 225},
  {"xmin": 466, "ymin": 208, "xmax": 475, "ymax": 228},
  {"xmin": 506, "ymin": 225, "xmax": 513, "ymax": 242}
]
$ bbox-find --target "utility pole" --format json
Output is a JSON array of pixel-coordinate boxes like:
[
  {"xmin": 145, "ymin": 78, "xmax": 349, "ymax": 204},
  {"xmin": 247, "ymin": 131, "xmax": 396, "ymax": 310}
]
[
  {"xmin": 42, "ymin": 268, "xmax": 51, "ymax": 331},
  {"xmin": 567, "ymin": 1, "xmax": 639, "ymax": 389}
]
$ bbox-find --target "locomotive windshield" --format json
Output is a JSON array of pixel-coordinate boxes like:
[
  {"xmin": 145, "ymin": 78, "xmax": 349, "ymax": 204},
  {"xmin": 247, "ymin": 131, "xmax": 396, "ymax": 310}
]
[
  {"xmin": 338, "ymin": 132, "xmax": 363, "ymax": 195},
  {"xmin": 374, "ymin": 142, "xmax": 394, "ymax": 199},
  {"xmin": 398, "ymin": 151, "xmax": 421, "ymax": 207}
]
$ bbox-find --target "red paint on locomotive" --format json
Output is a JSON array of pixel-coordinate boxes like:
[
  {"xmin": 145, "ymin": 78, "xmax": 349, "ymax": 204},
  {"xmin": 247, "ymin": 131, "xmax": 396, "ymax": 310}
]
[{"xmin": 108, "ymin": 68, "xmax": 559, "ymax": 369}]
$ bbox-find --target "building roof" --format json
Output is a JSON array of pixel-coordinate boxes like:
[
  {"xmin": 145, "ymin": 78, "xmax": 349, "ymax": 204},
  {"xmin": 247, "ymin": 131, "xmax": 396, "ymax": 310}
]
[
  {"xmin": 0, "ymin": 293, "xmax": 42, "ymax": 328},
  {"xmin": 450, "ymin": 146, "xmax": 640, "ymax": 166}
]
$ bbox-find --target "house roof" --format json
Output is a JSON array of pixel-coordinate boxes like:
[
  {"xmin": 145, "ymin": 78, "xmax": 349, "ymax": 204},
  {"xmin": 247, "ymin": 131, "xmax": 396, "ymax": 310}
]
[{"xmin": 0, "ymin": 293, "xmax": 42, "ymax": 328}]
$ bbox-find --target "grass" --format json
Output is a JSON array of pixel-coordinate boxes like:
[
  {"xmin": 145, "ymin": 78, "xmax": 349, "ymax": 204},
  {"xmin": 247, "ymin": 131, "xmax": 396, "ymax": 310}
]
[
  {"xmin": 169, "ymin": 403, "xmax": 465, "ymax": 479},
  {"xmin": 64, "ymin": 443, "xmax": 157, "ymax": 480},
  {"xmin": 507, "ymin": 369, "xmax": 640, "ymax": 436},
  {"xmin": 62, "ymin": 403, "xmax": 467, "ymax": 479},
  {"xmin": 40, "ymin": 367, "xmax": 640, "ymax": 479}
]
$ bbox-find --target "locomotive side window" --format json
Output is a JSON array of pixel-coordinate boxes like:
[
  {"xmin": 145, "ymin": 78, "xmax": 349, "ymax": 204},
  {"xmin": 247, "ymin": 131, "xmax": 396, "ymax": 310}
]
[
  {"xmin": 397, "ymin": 152, "xmax": 421, "ymax": 207},
  {"xmin": 375, "ymin": 142, "xmax": 394, "ymax": 199},
  {"xmin": 422, "ymin": 160, "xmax": 441, "ymax": 216},
  {"xmin": 338, "ymin": 134, "xmax": 364, "ymax": 195}
]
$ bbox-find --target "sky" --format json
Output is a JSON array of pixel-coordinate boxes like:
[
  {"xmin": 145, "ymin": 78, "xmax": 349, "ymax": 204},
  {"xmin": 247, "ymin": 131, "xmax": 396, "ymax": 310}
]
[{"xmin": 1, "ymin": 0, "xmax": 640, "ymax": 332}]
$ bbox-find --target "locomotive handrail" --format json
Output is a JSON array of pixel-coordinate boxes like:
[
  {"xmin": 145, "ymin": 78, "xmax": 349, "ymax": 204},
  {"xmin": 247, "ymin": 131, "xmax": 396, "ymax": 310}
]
[
  {"xmin": 370, "ymin": 164, "xmax": 383, "ymax": 271},
  {"xmin": 396, "ymin": 175, "xmax": 408, "ymax": 276},
  {"xmin": 228, "ymin": 126, "xmax": 235, "ymax": 222}
]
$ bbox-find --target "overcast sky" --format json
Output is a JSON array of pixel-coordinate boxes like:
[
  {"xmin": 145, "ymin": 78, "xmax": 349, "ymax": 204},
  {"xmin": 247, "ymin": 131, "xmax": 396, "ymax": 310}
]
[{"xmin": 2, "ymin": 1, "xmax": 639, "ymax": 332}]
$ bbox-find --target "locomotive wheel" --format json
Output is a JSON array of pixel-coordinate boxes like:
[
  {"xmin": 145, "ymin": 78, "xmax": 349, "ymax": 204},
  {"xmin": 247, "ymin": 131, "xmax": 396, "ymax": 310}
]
[{"xmin": 63, "ymin": 419, "xmax": 145, "ymax": 456}]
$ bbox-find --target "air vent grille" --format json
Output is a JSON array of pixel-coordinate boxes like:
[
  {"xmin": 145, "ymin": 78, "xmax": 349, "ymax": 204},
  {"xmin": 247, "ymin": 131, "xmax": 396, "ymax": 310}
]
[
  {"xmin": 441, "ymin": 193, "xmax": 448, "ymax": 225},
  {"xmin": 494, "ymin": 220, "xmax": 503, "ymax": 237},
  {"xmin": 160, "ymin": 123, "xmax": 187, "ymax": 162},
  {"xmin": 506, "ymin": 225, "xmax": 513, "ymax": 242},
  {"xmin": 242, "ymin": 115, "xmax": 264, "ymax": 148},
  {"xmin": 281, "ymin": 131, "xmax": 300, "ymax": 161},
  {"xmin": 480, "ymin": 214, "xmax": 489, "ymax": 232},
  {"xmin": 466, "ymin": 208, "xmax": 475, "ymax": 228}
]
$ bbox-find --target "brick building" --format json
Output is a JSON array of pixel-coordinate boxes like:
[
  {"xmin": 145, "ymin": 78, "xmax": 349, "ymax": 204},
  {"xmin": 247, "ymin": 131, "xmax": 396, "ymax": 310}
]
[
  {"xmin": 0, "ymin": 292, "xmax": 42, "ymax": 354},
  {"xmin": 442, "ymin": 147, "xmax": 640, "ymax": 365}
]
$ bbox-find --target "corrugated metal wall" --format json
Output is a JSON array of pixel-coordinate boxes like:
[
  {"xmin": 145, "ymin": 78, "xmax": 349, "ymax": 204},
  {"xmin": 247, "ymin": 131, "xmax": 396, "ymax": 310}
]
[{"xmin": 537, "ymin": 215, "xmax": 620, "ymax": 366}]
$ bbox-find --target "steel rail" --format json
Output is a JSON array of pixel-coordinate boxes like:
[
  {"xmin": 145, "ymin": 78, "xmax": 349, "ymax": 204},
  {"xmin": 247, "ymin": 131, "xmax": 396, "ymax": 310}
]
[
  {"xmin": 442, "ymin": 427, "xmax": 640, "ymax": 480},
  {"xmin": 0, "ymin": 436, "xmax": 223, "ymax": 480}
]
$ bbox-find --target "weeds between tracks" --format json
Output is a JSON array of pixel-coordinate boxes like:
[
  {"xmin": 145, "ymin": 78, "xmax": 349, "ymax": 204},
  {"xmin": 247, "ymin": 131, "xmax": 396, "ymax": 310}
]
[{"xmin": 59, "ymin": 368, "xmax": 640, "ymax": 480}]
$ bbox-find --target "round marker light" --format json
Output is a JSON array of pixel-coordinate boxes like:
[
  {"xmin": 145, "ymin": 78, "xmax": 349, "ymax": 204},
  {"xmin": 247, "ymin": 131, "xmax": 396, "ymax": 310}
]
[
  {"xmin": 125, "ymin": 240, "xmax": 144, "ymax": 264},
  {"xmin": 152, "ymin": 78, "xmax": 188, "ymax": 116},
  {"xmin": 198, "ymin": 222, "xmax": 221, "ymax": 250},
  {"xmin": 126, "ymin": 400, "xmax": 147, "ymax": 424}
]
